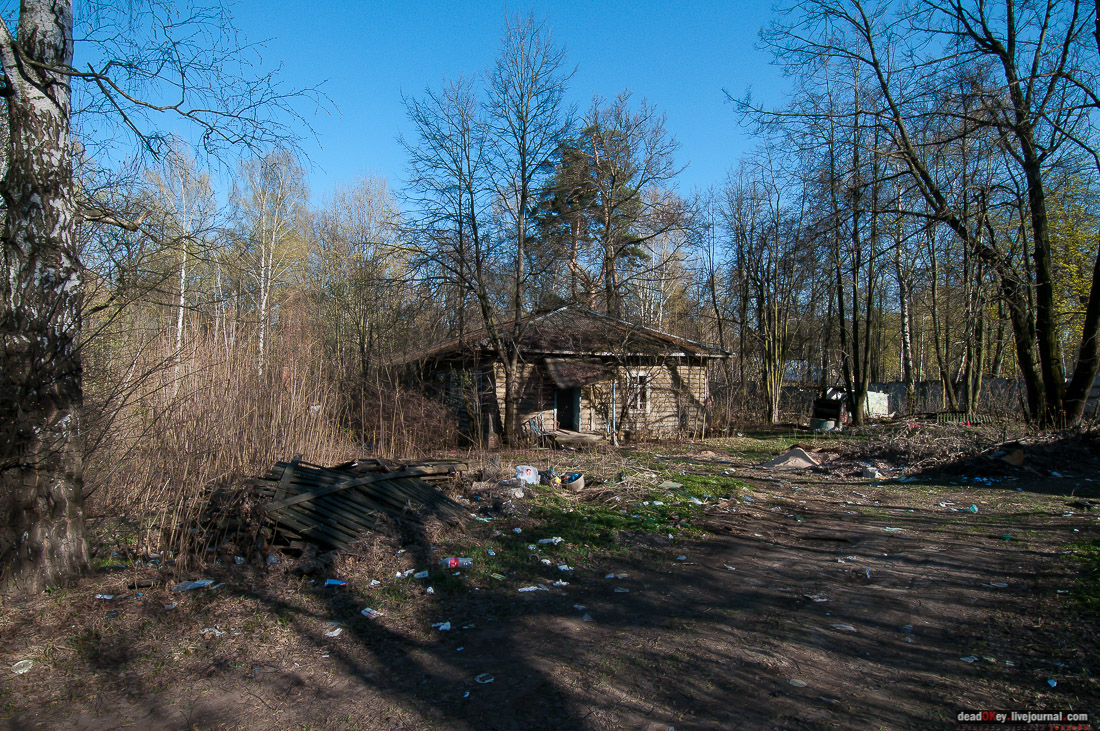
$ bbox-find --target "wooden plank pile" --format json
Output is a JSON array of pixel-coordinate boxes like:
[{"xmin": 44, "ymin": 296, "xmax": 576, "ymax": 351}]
[{"xmin": 251, "ymin": 457, "xmax": 468, "ymax": 550}]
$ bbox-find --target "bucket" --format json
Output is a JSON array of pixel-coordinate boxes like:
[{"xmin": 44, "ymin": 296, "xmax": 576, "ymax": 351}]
[{"xmin": 562, "ymin": 473, "xmax": 585, "ymax": 493}]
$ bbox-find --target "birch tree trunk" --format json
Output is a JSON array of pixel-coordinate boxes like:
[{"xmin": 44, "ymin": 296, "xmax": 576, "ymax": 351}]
[{"xmin": 0, "ymin": 0, "xmax": 91, "ymax": 595}]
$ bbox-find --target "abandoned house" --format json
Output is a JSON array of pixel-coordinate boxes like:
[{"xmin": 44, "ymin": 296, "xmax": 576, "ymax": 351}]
[{"xmin": 401, "ymin": 308, "xmax": 728, "ymax": 444}]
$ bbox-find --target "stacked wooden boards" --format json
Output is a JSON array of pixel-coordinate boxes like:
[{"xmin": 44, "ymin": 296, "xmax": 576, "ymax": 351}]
[{"xmin": 252, "ymin": 457, "xmax": 468, "ymax": 550}]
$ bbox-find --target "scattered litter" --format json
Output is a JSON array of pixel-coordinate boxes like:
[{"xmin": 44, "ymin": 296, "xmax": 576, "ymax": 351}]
[
  {"xmin": 325, "ymin": 627, "xmax": 343, "ymax": 638},
  {"xmin": 1051, "ymin": 472, "xmax": 1064, "ymax": 479},
  {"xmin": 573, "ymin": 604, "xmax": 586, "ymax": 610},
  {"xmin": 901, "ymin": 624, "xmax": 913, "ymax": 634},
  {"xmin": 515, "ymin": 465, "xmax": 538, "ymax": 484},
  {"xmin": 463, "ymin": 691, "xmax": 470, "ymax": 698},
  {"xmin": 862, "ymin": 467, "xmax": 882, "ymax": 479},
  {"xmin": 689, "ymin": 497, "xmax": 704, "ymax": 505},
  {"xmin": 475, "ymin": 673, "xmax": 495, "ymax": 684},
  {"xmin": 987, "ymin": 582, "xmax": 1008, "ymax": 588},
  {"xmin": 487, "ymin": 549, "xmax": 496, "ymax": 557},
  {"xmin": 558, "ymin": 564, "xmax": 573, "ymax": 571},
  {"xmin": 676, "ymin": 555, "xmax": 687, "ymax": 561},
  {"xmin": 360, "ymin": 607, "xmax": 383, "ymax": 619},
  {"xmin": 517, "ymin": 586, "xmax": 548, "ymax": 592},
  {"xmin": 969, "ymin": 504, "xmax": 979, "ymax": 513},
  {"xmin": 163, "ymin": 602, "xmax": 177, "ymax": 610},
  {"xmin": 370, "ymin": 579, "xmax": 381, "ymax": 586},
  {"xmin": 553, "ymin": 580, "xmax": 569, "ymax": 587},
  {"xmin": 658, "ymin": 481, "xmax": 683, "ymax": 489},
  {"xmin": 94, "ymin": 594, "xmax": 115, "ymax": 600},
  {"xmin": 324, "ymin": 579, "xmax": 347, "ymax": 587},
  {"xmin": 652, "ymin": 501, "xmax": 665, "ymax": 506},
  {"xmin": 537, "ymin": 537, "xmax": 565, "ymax": 545},
  {"xmin": 234, "ymin": 555, "xmax": 246, "ymax": 565},
  {"xmin": 605, "ymin": 573, "xmax": 627, "ymax": 579},
  {"xmin": 490, "ymin": 572, "xmax": 506, "ymax": 580},
  {"xmin": 865, "ymin": 567, "xmax": 872, "ymax": 579},
  {"xmin": 882, "ymin": 527, "xmax": 903, "ymax": 532},
  {"xmin": 614, "ymin": 587, "xmax": 630, "ymax": 593},
  {"xmin": 831, "ymin": 623, "xmax": 857, "ymax": 632},
  {"xmin": 11, "ymin": 660, "xmax": 33, "ymax": 675},
  {"xmin": 528, "ymin": 544, "xmax": 538, "ymax": 551},
  {"xmin": 582, "ymin": 613, "xmax": 593, "ymax": 622},
  {"xmin": 432, "ymin": 622, "xmax": 451, "ymax": 631},
  {"xmin": 105, "ymin": 611, "xmax": 119, "ymax": 619},
  {"xmin": 438, "ymin": 558, "xmax": 473, "ymax": 569},
  {"xmin": 413, "ymin": 570, "xmax": 429, "ymax": 579},
  {"xmin": 803, "ymin": 593, "xmax": 831, "ymax": 603},
  {"xmin": 172, "ymin": 579, "xmax": 214, "ymax": 592},
  {"xmin": 513, "ymin": 528, "xmax": 523, "ymax": 534},
  {"xmin": 961, "ymin": 656, "xmax": 978, "ymax": 663},
  {"xmin": 1048, "ymin": 679, "xmax": 1057, "ymax": 687},
  {"xmin": 788, "ymin": 679, "xmax": 807, "ymax": 687},
  {"xmin": 200, "ymin": 627, "xmax": 225, "ymax": 637},
  {"xmin": 1004, "ymin": 660, "xmax": 1015, "ymax": 667},
  {"xmin": 425, "ymin": 587, "xmax": 435, "ymax": 595},
  {"xmin": 723, "ymin": 565, "xmax": 736, "ymax": 571}
]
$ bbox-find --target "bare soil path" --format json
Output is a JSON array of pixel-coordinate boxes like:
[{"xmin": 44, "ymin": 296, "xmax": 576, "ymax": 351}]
[{"xmin": 1, "ymin": 441, "xmax": 1097, "ymax": 730}]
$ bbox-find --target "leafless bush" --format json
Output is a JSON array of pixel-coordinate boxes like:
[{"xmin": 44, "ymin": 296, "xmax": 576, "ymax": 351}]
[
  {"xmin": 342, "ymin": 375, "xmax": 460, "ymax": 458},
  {"xmin": 82, "ymin": 322, "xmax": 357, "ymax": 562}
]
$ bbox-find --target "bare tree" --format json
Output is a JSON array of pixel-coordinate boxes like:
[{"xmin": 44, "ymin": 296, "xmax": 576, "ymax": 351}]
[
  {"xmin": 147, "ymin": 140, "xmax": 218, "ymax": 392},
  {"xmin": 484, "ymin": 12, "xmax": 573, "ymax": 443},
  {"xmin": 233, "ymin": 149, "xmax": 309, "ymax": 377},
  {"xmin": 762, "ymin": 0, "xmax": 1100, "ymax": 424}
]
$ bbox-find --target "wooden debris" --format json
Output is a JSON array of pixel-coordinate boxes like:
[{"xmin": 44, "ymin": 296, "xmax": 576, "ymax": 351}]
[{"xmin": 251, "ymin": 457, "xmax": 467, "ymax": 550}]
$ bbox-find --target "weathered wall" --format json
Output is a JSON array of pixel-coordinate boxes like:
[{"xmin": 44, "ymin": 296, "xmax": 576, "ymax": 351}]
[
  {"xmin": 584, "ymin": 362, "xmax": 709, "ymax": 438},
  {"xmin": 439, "ymin": 358, "xmax": 712, "ymax": 440}
]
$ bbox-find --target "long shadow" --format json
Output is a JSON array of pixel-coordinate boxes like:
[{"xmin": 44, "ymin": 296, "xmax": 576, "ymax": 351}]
[{"xmin": 7, "ymin": 479, "xmax": 1097, "ymax": 729}]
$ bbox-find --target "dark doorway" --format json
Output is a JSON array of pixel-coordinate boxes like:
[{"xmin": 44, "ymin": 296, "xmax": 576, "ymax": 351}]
[{"xmin": 556, "ymin": 387, "xmax": 581, "ymax": 431}]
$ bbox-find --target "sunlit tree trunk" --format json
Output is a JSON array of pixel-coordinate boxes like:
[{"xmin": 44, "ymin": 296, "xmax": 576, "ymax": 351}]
[{"xmin": 0, "ymin": 1, "xmax": 91, "ymax": 595}]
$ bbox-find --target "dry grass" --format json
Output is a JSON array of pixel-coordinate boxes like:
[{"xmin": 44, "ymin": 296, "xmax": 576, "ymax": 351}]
[{"xmin": 82, "ymin": 323, "xmax": 358, "ymax": 563}]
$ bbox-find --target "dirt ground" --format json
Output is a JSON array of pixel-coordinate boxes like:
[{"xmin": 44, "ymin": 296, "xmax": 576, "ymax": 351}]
[{"xmin": 1, "ymin": 427, "xmax": 1098, "ymax": 730}]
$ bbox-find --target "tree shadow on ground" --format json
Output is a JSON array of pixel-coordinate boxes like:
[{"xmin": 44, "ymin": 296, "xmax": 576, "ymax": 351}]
[{"xmin": 5, "ymin": 485, "xmax": 1096, "ymax": 730}]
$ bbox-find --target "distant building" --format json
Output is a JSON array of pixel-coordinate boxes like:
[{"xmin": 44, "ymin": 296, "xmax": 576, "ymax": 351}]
[{"xmin": 397, "ymin": 307, "xmax": 728, "ymax": 444}]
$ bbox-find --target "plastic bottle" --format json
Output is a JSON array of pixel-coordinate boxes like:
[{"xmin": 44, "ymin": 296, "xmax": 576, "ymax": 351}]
[{"xmin": 438, "ymin": 557, "xmax": 473, "ymax": 569}]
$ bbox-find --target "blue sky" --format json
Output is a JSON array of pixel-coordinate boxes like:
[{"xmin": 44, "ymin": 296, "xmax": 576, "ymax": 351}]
[{"xmin": 229, "ymin": 1, "xmax": 788, "ymax": 203}]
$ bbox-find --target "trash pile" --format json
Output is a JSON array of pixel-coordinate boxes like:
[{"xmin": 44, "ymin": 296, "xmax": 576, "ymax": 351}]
[{"xmin": 467, "ymin": 464, "xmax": 587, "ymax": 517}]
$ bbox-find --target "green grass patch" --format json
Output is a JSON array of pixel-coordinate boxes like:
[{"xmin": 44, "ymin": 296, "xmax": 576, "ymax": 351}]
[{"xmin": 1069, "ymin": 537, "xmax": 1100, "ymax": 612}]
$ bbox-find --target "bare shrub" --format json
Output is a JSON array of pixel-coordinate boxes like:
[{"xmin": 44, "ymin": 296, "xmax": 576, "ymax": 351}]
[
  {"xmin": 83, "ymin": 321, "xmax": 357, "ymax": 564},
  {"xmin": 342, "ymin": 376, "xmax": 459, "ymax": 458}
]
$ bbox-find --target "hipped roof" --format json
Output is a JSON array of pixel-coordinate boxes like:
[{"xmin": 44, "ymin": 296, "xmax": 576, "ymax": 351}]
[{"xmin": 398, "ymin": 307, "xmax": 728, "ymax": 364}]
